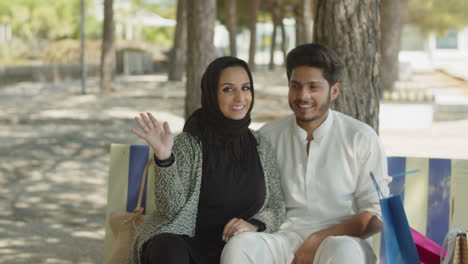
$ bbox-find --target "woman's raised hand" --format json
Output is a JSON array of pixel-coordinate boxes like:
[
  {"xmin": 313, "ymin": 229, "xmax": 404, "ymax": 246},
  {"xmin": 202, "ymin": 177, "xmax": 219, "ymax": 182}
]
[{"xmin": 131, "ymin": 112, "xmax": 174, "ymax": 160}]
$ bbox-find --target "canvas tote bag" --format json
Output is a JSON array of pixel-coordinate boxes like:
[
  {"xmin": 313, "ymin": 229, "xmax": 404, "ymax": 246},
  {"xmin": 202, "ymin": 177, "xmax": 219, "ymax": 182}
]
[{"xmin": 106, "ymin": 159, "xmax": 151, "ymax": 264}]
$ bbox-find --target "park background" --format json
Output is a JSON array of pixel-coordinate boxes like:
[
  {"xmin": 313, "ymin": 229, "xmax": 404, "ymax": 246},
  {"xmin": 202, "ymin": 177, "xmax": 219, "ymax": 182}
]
[{"xmin": 1, "ymin": 0, "xmax": 468, "ymax": 263}]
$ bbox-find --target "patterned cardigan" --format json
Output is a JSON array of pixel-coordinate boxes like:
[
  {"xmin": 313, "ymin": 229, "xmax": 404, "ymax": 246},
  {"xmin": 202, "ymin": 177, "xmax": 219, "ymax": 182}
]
[{"xmin": 128, "ymin": 130, "xmax": 286, "ymax": 264}]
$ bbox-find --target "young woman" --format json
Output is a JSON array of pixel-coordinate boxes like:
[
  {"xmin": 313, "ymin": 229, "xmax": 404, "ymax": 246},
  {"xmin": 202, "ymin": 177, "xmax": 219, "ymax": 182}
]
[{"xmin": 128, "ymin": 56, "xmax": 285, "ymax": 264}]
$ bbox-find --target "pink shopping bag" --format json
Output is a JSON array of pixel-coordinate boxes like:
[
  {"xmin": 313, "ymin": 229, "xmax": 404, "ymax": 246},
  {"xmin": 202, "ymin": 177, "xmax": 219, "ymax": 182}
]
[{"xmin": 411, "ymin": 228, "xmax": 447, "ymax": 264}]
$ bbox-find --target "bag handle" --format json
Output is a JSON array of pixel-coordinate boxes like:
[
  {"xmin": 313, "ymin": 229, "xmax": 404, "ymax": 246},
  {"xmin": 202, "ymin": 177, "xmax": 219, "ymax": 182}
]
[
  {"xmin": 133, "ymin": 158, "xmax": 152, "ymax": 213},
  {"xmin": 370, "ymin": 171, "xmax": 385, "ymax": 200},
  {"xmin": 441, "ymin": 229, "xmax": 465, "ymax": 264}
]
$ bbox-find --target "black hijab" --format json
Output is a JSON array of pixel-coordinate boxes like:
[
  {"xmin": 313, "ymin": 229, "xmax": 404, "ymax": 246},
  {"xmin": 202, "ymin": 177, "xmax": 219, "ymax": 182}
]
[{"xmin": 183, "ymin": 56, "xmax": 260, "ymax": 172}]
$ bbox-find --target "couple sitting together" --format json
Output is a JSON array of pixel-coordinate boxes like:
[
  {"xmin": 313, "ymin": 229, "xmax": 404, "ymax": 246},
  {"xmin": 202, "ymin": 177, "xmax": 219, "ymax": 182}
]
[{"xmin": 128, "ymin": 43, "xmax": 391, "ymax": 264}]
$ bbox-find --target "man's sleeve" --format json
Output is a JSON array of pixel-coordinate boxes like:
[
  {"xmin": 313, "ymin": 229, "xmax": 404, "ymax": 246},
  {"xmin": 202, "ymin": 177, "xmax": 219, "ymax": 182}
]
[{"xmin": 354, "ymin": 133, "xmax": 392, "ymax": 221}]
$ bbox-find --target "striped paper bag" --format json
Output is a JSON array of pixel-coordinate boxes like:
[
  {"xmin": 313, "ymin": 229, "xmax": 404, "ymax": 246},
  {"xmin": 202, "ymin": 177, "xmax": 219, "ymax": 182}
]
[{"xmin": 104, "ymin": 144, "xmax": 156, "ymax": 263}]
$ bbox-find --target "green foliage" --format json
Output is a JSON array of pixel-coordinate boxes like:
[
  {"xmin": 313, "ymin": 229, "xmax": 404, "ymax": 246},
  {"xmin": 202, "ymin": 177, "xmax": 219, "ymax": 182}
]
[
  {"xmin": 142, "ymin": 26, "xmax": 174, "ymax": 47},
  {"xmin": 130, "ymin": 0, "xmax": 176, "ymax": 46},
  {"xmin": 406, "ymin": 0, "xmax": 468, "ymax": 36},
  {"xmin": 131, "ymin": 0, "xmax": 176, "ymax": 19},
  {"xmin": 0, "ymin": 0, "xmax": 102, "ymax": 40},
  {"xmin": 217, "ymin": 0, "xmax": 271, "ymax": 29}
]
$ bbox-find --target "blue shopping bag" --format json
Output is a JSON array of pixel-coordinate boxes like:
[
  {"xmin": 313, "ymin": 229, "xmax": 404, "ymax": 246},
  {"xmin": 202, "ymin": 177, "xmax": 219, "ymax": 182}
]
[{"xmin": 370, "ymin": 172, "xmax": 421, "ymax": 264}]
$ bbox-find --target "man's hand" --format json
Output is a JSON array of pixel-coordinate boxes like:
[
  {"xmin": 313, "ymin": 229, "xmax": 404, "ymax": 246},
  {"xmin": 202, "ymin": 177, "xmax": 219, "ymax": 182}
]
[
  {"xmin": 291, "ymin": 233, "xmax": 326, "ymax": 264},
  {"xmin": 291, "ymin": 213, "xmax": 381, "ymax": 264},
  {"xmin": 222, "ymin": 218, "xmax": 259, "ymax": 242}
]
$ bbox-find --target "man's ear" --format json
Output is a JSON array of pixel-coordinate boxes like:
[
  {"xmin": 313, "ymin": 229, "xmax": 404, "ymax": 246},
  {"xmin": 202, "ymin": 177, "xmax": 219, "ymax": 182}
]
[{"xmin": 331, "ymin": 82, "xmax": 340, "ymax": 101}]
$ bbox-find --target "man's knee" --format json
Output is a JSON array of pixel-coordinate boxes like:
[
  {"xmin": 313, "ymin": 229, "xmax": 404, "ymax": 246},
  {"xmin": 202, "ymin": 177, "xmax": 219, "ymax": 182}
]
[
  {"xmin": 319, "ymin": 236, "xmax": 360, "ymax": 254},
  {"xmin": 223, "ymin": 232, "xmax": 263, "ymax": 254},
  {"xmin": 221, "ymin": 232, "xmax": 265, "ymax": 263},
  {"xmin": 315, "ymin": 236, "xmax": 375, "ymax": 264}
]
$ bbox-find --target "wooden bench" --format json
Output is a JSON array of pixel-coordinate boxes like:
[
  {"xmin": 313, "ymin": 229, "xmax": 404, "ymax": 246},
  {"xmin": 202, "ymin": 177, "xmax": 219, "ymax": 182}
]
[{"xmin": 104, "ymin": 144, "xmax": 468, "ymax": 262}]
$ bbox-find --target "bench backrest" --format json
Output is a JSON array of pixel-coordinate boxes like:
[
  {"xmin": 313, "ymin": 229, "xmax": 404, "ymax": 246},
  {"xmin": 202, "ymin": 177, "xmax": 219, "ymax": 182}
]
[{"xmin": 104, "ymin": 144, "xmax": 468, "ymax": 262}]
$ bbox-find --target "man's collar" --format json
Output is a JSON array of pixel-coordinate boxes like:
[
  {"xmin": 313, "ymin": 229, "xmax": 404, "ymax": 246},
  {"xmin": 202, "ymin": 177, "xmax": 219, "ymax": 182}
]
[{"xmin": 292, "ymin": 110, "xmax": 334, "ymax": 142}]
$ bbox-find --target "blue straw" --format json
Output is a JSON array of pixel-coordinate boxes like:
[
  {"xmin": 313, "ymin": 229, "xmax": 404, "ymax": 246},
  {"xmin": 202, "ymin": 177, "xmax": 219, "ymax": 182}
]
[{"xmin": 390, "ymin": 169, "xmax": 421, "ymax": 178}]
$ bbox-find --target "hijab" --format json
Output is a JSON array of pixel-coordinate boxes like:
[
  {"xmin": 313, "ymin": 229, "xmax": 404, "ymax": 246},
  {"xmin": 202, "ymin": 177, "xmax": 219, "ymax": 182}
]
[{"xmin": 183, "ymin": 56, "xmax": 261, "ymax": 173}]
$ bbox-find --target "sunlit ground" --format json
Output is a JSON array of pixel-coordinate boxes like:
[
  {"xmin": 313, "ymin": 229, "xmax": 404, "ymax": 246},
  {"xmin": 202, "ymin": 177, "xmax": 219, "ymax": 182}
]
[{"xmin": 1, "ymin": 69, "xmax": 467, "ymax": 263}]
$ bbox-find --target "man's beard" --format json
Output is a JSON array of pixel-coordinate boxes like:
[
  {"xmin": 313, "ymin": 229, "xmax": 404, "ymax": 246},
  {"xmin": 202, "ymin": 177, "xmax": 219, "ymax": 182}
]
[{"xmin": 290, "ymin": 89, "xmax": 332, "ymax": 123}]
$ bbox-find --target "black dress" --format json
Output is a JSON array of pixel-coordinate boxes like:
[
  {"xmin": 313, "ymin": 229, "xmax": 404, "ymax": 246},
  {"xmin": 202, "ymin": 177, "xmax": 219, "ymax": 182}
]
[
  {"xmin": 186, "ymin": 139, "xmax": 266, "ymax": 263},
  {"xmin": 142, "ymin": 140, "xmax": 266, "ymax": 264}
]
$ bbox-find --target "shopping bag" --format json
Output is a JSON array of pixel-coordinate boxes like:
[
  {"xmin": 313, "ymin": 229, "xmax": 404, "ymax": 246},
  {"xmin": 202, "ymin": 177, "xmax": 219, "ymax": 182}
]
[
  {"xmin": 106, "ymin": 158, "xmax": 151, "ymax": 264},
  {"xmin": 442, "ymin": 230, "xmax": 468, "ymax": 264},
  {"xmin": 370, "ymin": 172, "xmax": 420, "ymax": 264},
  {"xmin": 411, "ymin": 227, "xmax": 446, "ymax": 264},
  {"xmin": 104, "ymin": 144, "xmax": 156, "ymax": 263}
]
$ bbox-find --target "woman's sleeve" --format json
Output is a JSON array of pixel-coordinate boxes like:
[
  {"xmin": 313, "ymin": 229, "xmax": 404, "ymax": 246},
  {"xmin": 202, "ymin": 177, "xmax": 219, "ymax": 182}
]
[
  {"xmin": 152, "ymin": 133, "xmax": 199, "ymax": 221},
  {"xmin": 249, "ymin": 134, "xmax": 286, "ymax": 233}
]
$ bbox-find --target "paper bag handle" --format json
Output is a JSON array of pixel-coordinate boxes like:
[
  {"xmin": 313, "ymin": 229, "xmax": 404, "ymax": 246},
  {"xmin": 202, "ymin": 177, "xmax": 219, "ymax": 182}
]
[
  {"xmin": 370, "ymin": 171, "xmax": 385, "ymax": 200},
  {"xmin": 134, "ymin": 159, "xmax": 152, "ymax": 213}
]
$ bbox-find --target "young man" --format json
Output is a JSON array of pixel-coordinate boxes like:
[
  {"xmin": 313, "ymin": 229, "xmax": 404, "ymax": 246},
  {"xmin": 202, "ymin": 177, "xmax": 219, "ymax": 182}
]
[{"xmin": 221, "ymin": 43, "xmax": 391, "ymax": 264}]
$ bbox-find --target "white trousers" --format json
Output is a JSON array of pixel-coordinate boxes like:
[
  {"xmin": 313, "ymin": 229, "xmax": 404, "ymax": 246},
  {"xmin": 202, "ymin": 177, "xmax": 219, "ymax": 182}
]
[{"xmin": 221, "ymin": 231, "xmax": 377, "ymax": 264}]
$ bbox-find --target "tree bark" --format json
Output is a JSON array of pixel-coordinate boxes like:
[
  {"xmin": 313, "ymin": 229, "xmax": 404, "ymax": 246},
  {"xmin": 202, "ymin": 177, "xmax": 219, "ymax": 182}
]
[
  {"xmin": 279, "ymin": 7, "xmax": 287, "ymax": 65},
  {"xmin": 294, "ymin": 0, "xmax": 313, "ymax": 45},
  {"xmin": 168, "ymin": 0, "xmax": 187, "ymax": 81},
  {"xmin": 314, "ymin": 0, "xmax": 381, "ymax": 132},
  {"xmin": 380, "ymin": 0, "xmax": 405, "ymax": 91},
  {"xmin": 294, "ymin": 7, "xmax": 303, "ymax": 46},
  {"xmin": 269, "ymin": 6, "xmax": 280, "ymax": 70},
  {"xmin": 80, "ymin": 0, "xmax": 87, "ymax": 94},
  {"xmin": 100, "ymin": 0, "xmax": 115, "ymax": 92},
  {"xmin": 185, "ymin": 0, "xmax": 216, "ymax": 118},
  {"xmin": 225, "ymin": 0, "xmax": 237, "ymax": 57},
  {"xmin": 248, "ymin": 0, "xmax": 261, "ymax": 71}
]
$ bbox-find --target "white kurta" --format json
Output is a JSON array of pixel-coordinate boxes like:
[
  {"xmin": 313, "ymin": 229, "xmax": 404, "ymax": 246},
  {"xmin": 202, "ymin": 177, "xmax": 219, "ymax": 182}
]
[
  {"xmin": 259, "ymin": 110, "xmax": 390, "ymax": 238},
  {"xmin": 221, "ymin": 110, "xmax": 391, "ymax": 264}
]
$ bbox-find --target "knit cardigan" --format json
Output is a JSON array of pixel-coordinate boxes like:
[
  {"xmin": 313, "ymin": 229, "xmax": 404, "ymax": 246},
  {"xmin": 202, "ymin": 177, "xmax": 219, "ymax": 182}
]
[{"xmin": 127, "ymin": 130, "xmax": 286, "ymax": 264}]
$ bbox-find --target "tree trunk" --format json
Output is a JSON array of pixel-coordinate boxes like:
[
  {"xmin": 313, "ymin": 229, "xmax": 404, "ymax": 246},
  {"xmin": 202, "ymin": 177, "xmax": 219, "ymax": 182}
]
[
  {"xmin": 100, "ymin": 0, "xmax": 115, "ymax": 92},
  {"xmin": 279, "ymin": 8, "xmax": 287, "ymax": 65},
  {"xmin": 269, "ymin": 7, "xmax": 280, "ymax": 70},
  {"xmin": 248, "ymin": 0, "xmax": 261, "ymax": 71},
  {"xmin": 80, "ymin": 0, "xmax": 87, "ymax": 94},
  {"xmin": 380, "ymin": 0, "xmax": 405, "ymax": 91},
  {"xmin": 168, "ymin": 0, "xmax": 187, "ymax": 81},
  {"xmin": 185, "ymin": 0, "xmax": 216, "ymax": 118},
  {"xmin": 225, "ymin": 0, "xmax": 237, "ymax": 57},
  {"xmin": 294, "ymin": 0, "xmax": 313, "ymax": 45},
  {"xmin": 314, "ymin": 0, "xmax": 381, "ymax": 132},
  {"xmin": 294, "ymin": 8, "xmax": 302, "ymax": 46}
]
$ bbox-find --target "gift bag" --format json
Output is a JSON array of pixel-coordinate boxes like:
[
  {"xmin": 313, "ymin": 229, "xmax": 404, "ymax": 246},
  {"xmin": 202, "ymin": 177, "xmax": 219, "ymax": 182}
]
[
  {"xmin": 370, "ymin": 172, "xmax": 420, "ymax": 264},
  {"xmin": 442, "ymin": 230, "xmax": 468, "ymax": 264},
  {"xmin": 411, "ymin": 228, "xmax": 446, "ymax": 264},
  {"xmin": 104, "ymin": 144, "xmax": 156, "ymax": 263}
]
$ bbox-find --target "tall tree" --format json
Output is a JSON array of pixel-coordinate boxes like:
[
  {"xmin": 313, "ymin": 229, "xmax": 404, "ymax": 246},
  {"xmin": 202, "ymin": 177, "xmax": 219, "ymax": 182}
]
[
  {"xmin": 80, "ymin": 0, "xmax": 87, "ymax": 94},
  {"xmin": 406, "ymin": 0, "xmax": 468, "ymax": 35},
  {"xmin": 168, "ymin": 0, "xmax": 187, "ymax": 81},
  {"xmin": 100, "ymin": 0, "xmax": 115, "ymax": 92},
  {"xmin": 314, "ymin": 0, "xmax": 381, "ymax": 131},
  {"xmin": 380, "ymin": 0, "xmax": 405, "ymax": 91},
  {"xmin": 248, "ymin": 0, "xmax": 261, "ymax": 70},
  {"xmin": 225, "ymin": 0, "xmax": 238, "ymax": 56},
  {"xmin": 185, "ymin": 0, "xmax": 216, "ymax": 118},
  {"xmin": 294, "ymin": 0, "xmax": 313, "ymax": 45},
  {"xmin": 279, "ymin": 6, "xmax": 287, "ymax": 65},
  {"xmin": 269, "ymin": 4, "xmax": 280, "ymax": 69}
]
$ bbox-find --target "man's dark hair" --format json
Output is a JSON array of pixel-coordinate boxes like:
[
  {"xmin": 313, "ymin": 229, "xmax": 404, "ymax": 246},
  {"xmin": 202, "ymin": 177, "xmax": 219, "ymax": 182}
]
[{"xmin": 286, "ymin": 43, "xmax": 344, "ymax": 86}]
